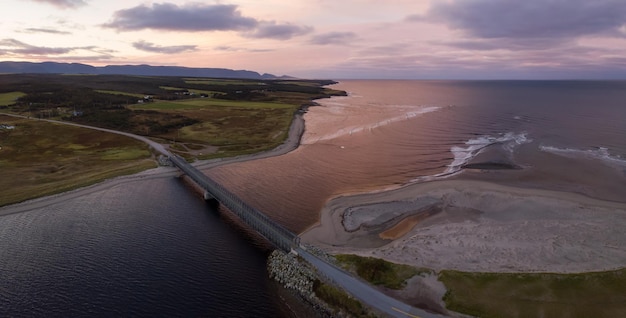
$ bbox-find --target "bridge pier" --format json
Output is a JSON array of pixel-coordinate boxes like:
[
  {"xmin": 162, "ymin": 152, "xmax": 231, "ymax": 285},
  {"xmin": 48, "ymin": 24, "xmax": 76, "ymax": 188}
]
[{"xmin": 203, "ymin": 190, "xmax": 214, "ymax": 201}]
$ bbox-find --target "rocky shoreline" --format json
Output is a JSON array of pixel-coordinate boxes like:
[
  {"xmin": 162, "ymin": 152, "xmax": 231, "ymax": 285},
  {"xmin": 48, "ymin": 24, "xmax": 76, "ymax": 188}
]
[{"xmin": 267, "ymin": 246, "xmax": 371, "ymax": 318}]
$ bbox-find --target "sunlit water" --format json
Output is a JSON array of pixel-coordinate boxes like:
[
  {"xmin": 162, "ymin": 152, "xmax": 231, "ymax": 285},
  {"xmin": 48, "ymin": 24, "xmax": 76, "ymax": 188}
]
[{"xmin": 207, "ymin": 80, "xmax": 626, "ymax": 233}]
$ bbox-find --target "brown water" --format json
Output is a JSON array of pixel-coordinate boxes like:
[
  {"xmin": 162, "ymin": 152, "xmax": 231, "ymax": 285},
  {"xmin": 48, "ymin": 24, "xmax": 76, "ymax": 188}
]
[{"xmin": 206, "ymin": 80, "xmax": 626, "ymax": 233}]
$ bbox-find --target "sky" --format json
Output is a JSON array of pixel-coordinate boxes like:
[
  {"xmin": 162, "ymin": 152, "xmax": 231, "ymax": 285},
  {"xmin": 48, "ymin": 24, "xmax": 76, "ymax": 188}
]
[{"xmin": 1, "ymin": 0, "xmax": 626, "ymax": 79}]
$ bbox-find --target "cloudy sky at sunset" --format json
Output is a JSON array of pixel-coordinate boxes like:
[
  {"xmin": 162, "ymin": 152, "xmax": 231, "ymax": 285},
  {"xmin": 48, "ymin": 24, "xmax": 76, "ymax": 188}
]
[{"xmin": 1, "ymin": 0, "xmax": 626, "ymax": 79}]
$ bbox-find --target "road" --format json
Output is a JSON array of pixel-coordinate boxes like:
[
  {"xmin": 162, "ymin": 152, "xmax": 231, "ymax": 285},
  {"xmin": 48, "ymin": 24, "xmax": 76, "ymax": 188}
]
[{"xmin": 297, "ymin": 247, "xmax": 446, "ymax": 318}]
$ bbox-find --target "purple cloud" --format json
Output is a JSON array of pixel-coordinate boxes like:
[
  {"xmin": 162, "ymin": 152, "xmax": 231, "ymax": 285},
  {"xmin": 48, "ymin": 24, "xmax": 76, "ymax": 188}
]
[
  {"xmin": 425, "ymin": 0, "xmax": 626, "ymax": 39},
  {"xmin": 0, "ymin": 39, "xmax": 73, "ymax": 55},
  {"xmin": 0, "ymin": 38, "xmax": 113, "ymax": 58},
  {"xmin": 29, "ymin": 0, "xmax": 87, "ymax": 9},
  {"xmin": 103, "ymin": 3, "xmax": 258, "ymax": 32},
  {"xmin": 133, "ymin": 40, "xmax": 197, "ymax": 54},
  {"xmin": 21, "ymin": 28, "xmax": 71, "ymax": 35},
  {"xmin": 310, "ymin": 32, "xmax": 358, "ymax": 45},
  {"xmin": 241, "ymin": 21, "xmax": 312, "ymax": 40}
]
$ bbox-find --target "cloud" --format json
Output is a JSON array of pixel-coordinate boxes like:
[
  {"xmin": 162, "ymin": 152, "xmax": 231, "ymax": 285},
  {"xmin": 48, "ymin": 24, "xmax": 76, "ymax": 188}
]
[
  {"xmin": 310, "ymin": 32, "xmax": 358, "ymax": 45},
  {"xmin": 0, "ymin": 39, "xmax": 73, "ymax": 55},
  {"xmin": 214, "ymin": 46, "xmax": 273, "ymax": 53},
  {"xmin": 242, "ymin": 21, "xmax": 312, "ymax": 40},
  {"xmin": 103, "ymin": 3, "xmax": 257, "ymax": 32},
  {"xmin": 424, "ymin": 0, "xmax": 626, "ymax": 39},
  {"xmin": 20, "ymin": 28, "xmax": 71, "ymax": 35},
  {"xmin": 0, "ymin": 38, "xmax": 113, "ymax": 58},
  {"xmin": 29, "ymin": 0, "xmax": 87, "ymax": 9},
  {"xmin": 133, "ymin": 40, "xmax": 197, "ymax": 54},
  {"xmin": 104, "ymin": 2, "xmax": 311, "ymax": 40}
]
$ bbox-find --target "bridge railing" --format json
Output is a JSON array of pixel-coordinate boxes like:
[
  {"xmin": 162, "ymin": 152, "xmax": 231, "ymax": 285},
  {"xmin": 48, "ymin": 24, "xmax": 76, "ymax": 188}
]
[{"xmin": 169, "ymin": 155, "xmax": 299, "ymax": 251}]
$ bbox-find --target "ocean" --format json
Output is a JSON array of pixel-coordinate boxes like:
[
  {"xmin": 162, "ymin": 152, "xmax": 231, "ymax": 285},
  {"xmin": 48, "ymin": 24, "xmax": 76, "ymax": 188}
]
[
  {"xmin": 1, "ymin": 80, "xmax": 625, "ymax": 316},
  {"xmin": 208, "ymin": 80, "xmax": 626, "ymax": 233}
]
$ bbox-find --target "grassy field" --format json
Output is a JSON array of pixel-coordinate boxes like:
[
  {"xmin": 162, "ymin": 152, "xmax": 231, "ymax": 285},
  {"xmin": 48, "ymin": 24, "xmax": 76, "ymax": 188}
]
[
  {"xmin": 159, "ymin": 86, "xmax": 223, "ymax": 96},
  {"xmin": 335, "ymin": 254, "xmax": 427, "ymax": 289},
  {"xmin": 312, "ymin": 279, "xmax": 373, "ymax": 317},
  {"xmin": 334, "ymin": 253, "xmax": 626, "ymax": 317},
  {"xmin": 440, "ymin": 269, "xmax": 626, "ymax": 318},
  {"xmin": 0, "ymin": 92, "xmax": 25, "ymax": 106},
  {"xmin": 95, "ymin": 90, "xmax": 145, "ymax": 98},
  {"xmin": 0, "ymin": 115, "xmax": 154, "ymax": 206},
  {"xmin": 129, "ymin": 98, "xmax": 293, "ymax": 111},
  {"xmin": 184, "ymin": 79, "xmax": 263, "ymax": 85}
]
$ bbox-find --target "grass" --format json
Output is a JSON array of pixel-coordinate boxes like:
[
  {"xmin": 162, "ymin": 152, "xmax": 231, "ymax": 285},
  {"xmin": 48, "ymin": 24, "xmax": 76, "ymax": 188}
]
[
  {"xmin": 0, "ymin": 115, "xmax": 155, "ymax": 206},
  {"xmin": 0, "ymin": 92, "xmax": 26, "ymax": 106},
  {"xmin": 184, "ymin": 79, "xmax": 263, "ymax": 85},
  {"xmin": 95, "ymin": 90, "xmax": 145, "ymax": 98},
  {"xmin": 335, "ymin": 254, "xmax": 427, "ymax": 289},
  {"xmin": 439, "ymin": 269, "xmax": 626, "ymax": 318},
  {"xmin": 129, "ymin": 98, "xmax": 293, "ymax": 111},
  {"xmin": 313, "ymin": 279, "xmax": 373, "ymax": 317},
  {"xmin": 159, "ymin": 86, "xmax": 223, "ymax": 96}
]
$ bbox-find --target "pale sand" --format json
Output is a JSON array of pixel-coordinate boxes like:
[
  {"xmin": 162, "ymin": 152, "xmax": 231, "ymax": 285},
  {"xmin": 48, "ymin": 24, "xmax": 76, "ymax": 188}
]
[{"xmin": 301, "ymin": 179, "xmax": 626, "ymax": 273}]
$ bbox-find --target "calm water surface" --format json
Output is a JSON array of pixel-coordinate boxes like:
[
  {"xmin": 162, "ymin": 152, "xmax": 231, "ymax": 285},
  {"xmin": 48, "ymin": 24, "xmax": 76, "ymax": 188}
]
[{"xmin": 0, "ymin": 177, "xmax": 289, "ymax": 317}]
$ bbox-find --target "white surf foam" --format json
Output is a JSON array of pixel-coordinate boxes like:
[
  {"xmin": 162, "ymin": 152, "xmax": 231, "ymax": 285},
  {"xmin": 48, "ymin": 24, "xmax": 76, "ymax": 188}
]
[
  {"xmin": 540, "ymin": 146, "xmax": 626, "ymax": 168},
  {"xmin": 408, "ymin": 132, "xmax": 531, "ymax": 183},
  {"xmin": 446, "ymin": 132, "xmax": 530, "ymax": 174},
  {"xmin": 308, "ymin": 105, "xmax": 441, "ymax": 143}
]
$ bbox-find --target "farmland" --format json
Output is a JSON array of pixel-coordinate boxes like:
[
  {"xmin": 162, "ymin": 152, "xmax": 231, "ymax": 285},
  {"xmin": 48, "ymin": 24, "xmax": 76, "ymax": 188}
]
[{"xmin": 0, "ymin": 74, "xmax": 345, "ymax": 205}]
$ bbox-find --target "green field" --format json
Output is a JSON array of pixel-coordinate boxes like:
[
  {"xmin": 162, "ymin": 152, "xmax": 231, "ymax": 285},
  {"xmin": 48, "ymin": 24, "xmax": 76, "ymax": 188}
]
[
  {"xmin": 0, "ymin": 114, "xmax": 154, "ymax": 206},
  {"xmin": 129, "ymin": 98, "xmax": 294, "ymax": 111},
  {"xmin": 95, "ymin": 90, "xmax": 145, "ymax": 98},
  {"xmin": 440, "ymin": 269, "xmax": 626, "ymax": 318},
  {"xmin": 184, "ymin": 79, "xmax": 264, "ymax": 85},
  {"xmin": 159, "ymin": 86, "xmax": 223, "ymax": 96},
  {"xmin": 335, "ymin": 254, "xmax": 427, "ymax": 289},
  {"xmin": 0, "ymin": 92, "xmax": 25, "ymax": 106}
]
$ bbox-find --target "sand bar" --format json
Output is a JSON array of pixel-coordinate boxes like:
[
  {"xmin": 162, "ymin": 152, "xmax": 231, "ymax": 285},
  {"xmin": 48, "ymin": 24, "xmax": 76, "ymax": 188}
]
[{"xmin": 301, "ymin": 179, "xmax": 626, "ymax": 273}]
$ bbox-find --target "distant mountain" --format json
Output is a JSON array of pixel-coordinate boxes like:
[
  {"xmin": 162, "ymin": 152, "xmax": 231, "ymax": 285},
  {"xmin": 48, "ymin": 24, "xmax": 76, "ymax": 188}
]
[{"xmin": 0, "ymin": 61, "xmax": 290, "ymax": 79}]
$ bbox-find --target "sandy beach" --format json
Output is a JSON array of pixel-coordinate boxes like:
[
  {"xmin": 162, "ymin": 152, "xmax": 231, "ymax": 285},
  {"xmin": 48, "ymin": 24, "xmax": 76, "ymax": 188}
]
[{"xmin": 301, "ymin": 176, "xmax": 626, "ymax": 273}]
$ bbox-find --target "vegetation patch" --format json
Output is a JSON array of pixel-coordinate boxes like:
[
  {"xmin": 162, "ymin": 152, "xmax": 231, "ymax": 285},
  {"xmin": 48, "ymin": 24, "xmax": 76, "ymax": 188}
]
[
  {"xmin": 313, "ymin": 279, "xmax": 372, "ymax": 317},
  {"xmin": 0, "ymin": 115, "xmax": 154, "ymax": 206},
  {"xmin": 95, "ymin": 90, "xmax": 145, "ymax": 98},
  {"xmin": 440, "ymin": 269, "xmax": 626, "ymax": 318},
  {"xmin": 0, "ymin": 92, "xmax": 26, "ymax": 106},
  {"xmin": 335, "ymin": 254, "xmax": 426, "ymax": 289}
]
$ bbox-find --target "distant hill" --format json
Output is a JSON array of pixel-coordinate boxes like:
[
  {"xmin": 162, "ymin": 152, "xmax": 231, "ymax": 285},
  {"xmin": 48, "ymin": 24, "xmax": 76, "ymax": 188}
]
[{"xmin": 0, "ymin": 61, "xmax": 290, "ymax": 79}]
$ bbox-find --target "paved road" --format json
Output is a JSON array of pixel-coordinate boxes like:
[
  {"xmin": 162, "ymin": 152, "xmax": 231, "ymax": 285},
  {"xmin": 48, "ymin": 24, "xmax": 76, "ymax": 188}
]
[{"xmin": 297, "ymin": 247, "xmax": 446, "ymax": 318}]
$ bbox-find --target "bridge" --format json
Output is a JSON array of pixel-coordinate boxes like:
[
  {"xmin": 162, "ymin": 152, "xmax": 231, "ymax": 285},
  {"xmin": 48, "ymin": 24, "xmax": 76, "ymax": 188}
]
[
  {"xmin": 2, "ymin": 113, "xmax": 444, "ymax": 317},
  {"xmin": 168, "ymin": 154, "xmax": 444, "ymax": 318},
  {"xmin": 168, "ymin": 154, "xmax": 300, "ymax": 252}
]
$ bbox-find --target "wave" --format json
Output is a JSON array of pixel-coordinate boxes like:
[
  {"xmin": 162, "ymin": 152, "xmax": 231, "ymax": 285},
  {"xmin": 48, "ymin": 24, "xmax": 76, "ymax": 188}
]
[
  {"xmin": 447, "ymin": 132, "xmax": 530, "ymax": 174},
  {"xmin": 540, "ymin": 146, "xmax": 626, "ymax": 168},
  {"xmin": 409, "ymin": 132, "xmax": 531, "ymax": 183},
  {"xmin": 307, "ymin": 105, "xmax": 441, "ymax": 143}
]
